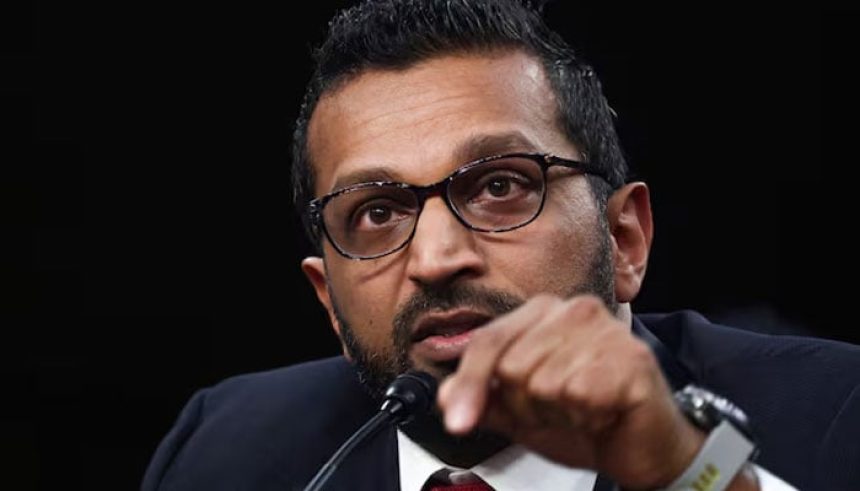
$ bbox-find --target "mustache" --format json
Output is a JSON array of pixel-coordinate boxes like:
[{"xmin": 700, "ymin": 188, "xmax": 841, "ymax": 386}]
[{"xmin": 391, "ymin": 284, "xmax": 524, "ymax": 347}]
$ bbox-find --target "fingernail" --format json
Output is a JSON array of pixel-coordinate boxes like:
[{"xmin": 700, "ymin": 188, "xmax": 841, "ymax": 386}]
[{"xmin": 445, "ymin": 399, "xmax": 472, "ymax": 433}]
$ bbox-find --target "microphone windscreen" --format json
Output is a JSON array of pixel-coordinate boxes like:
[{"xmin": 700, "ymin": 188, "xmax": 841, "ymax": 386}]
[{"xmin": 382, "ymin": 371, "xmax": 438, "ymax": 418}]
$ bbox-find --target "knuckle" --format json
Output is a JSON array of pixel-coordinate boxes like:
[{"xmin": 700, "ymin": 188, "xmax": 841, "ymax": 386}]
[
  {"xmin": 496, "ymin": 355, "xmax": 526, "ymax": 383},
  {"xmin": 628, "ymin": 338, "xmax": 656, "ymax": 368},
  {"xmin": 529, "ymin": 293, "xmax": 562, "ymax": 311},
  {"xmin": 564, "ymin": 294, "xmax": 606, "ymax": 320},
  {"xmin": 562, "ymin": 376, "xmax": 590, "ymax": 405},
  {"xmin": 526, "ymin": 372, "xmax": 561, "ymax": 400},
  {"xmin": 564, "ymin": 371, "xmax": 609, "ymax": 412},
  {"xmin": 577, "ymin": 293, "xmax": 605, "ymax": 309},
  {"xmin": 471, "ymin": 324, "xmax": 502, "ymax": 350}
]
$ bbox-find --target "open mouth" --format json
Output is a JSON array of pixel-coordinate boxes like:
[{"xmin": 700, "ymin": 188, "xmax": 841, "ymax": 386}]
[
  {"xmin": 411, "ymin": 310, "xmax": 493, "ymax": 342},
  {"xmin": 410, "ymin": 310, "xmax": 493, "ymax": 362}
]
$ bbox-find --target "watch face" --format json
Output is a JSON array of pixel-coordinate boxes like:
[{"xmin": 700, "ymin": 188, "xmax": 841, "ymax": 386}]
[{"xmin": 675, "ymin": 385, "xmax": 756, "ymax": 441}]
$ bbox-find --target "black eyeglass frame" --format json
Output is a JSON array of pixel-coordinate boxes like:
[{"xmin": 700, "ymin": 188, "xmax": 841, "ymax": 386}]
[{"xmin": 307, "ymin": 152, "xmax": 611, "ymax": 260}]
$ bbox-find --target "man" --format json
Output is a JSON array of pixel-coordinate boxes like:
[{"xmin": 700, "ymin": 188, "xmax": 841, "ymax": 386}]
[{"xmin": 143, "ymin": 1, "xmax": 860, "ymax": 490}]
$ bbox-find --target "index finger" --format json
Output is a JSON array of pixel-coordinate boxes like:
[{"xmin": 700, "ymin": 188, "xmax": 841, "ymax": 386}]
[{"xmin": 438, "ymin": 294, "xmax": 560, "ymax": 434}]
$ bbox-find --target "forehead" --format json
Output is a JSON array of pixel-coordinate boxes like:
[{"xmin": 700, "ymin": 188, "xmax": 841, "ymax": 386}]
[{"xmin": 307, "ymin": 50, "xmax": 577, "ymax": 196}]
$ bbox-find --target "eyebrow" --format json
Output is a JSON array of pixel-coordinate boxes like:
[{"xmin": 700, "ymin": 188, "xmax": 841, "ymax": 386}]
[{"xmin": 329, "ymin": 131, "xmax": 540, "ymax": 192}]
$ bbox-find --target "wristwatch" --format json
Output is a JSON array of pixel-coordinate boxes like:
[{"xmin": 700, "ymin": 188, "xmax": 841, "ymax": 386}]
[{"xmin": 659, "ymin": 385, "xmax": 759, "ymax": 491}]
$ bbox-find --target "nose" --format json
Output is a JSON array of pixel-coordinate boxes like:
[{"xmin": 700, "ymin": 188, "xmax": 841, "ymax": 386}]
[{"xmin": 405, "ymin": 196, "xmax": 486, "ymax": 288}]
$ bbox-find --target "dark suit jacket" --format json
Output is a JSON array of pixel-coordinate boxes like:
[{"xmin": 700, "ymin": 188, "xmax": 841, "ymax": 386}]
[{"xmin": 142, "ymin": 311, "xmax": 860, "ymax": 490}]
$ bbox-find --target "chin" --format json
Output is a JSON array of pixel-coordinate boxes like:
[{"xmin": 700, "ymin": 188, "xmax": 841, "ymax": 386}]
[{"xmin": 412, "ymin": 358, "xmax": 460, "ymax": 382}]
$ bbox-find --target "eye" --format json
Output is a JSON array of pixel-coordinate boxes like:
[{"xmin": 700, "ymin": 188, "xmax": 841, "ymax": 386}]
[
  {"xmin": 350, "ymin": 199, "xmax": 412, "ymax": 231},
  {"xmin": 486, "ymin": 178, "xmax": 512, "ymax": 197},
  {"xmin": 470, "ymin": 171, "xmax": 532, "ymax": 203},
  {"xmin": 366, "ymin": 205, "xmax": 392, "ymax": 224}
]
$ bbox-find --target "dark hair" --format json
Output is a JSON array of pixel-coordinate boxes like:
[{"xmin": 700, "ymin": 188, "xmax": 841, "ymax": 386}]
[{"xmin": 291, "ymin": 0, "xmax": 628, "ymax": 248}]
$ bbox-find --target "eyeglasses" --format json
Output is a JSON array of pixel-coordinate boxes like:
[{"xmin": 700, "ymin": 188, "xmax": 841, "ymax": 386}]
[{"xmin": 307, "ymin": 153, "xmax": 610, "ymax": 260}]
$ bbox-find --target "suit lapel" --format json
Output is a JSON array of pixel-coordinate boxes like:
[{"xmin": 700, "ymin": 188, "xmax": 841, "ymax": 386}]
[
  {"xmin": 633, "ymin": 316, "xmax": 695, "ymax": 391},
  {"xmin": 325, "ymin": 425, "xmax": 400, "ymax": 491}
]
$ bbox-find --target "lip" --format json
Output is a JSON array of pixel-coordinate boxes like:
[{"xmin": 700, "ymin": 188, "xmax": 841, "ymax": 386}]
[{"xmin": 410, "ymin": 310, "xmax": 492, "ymax": 363}]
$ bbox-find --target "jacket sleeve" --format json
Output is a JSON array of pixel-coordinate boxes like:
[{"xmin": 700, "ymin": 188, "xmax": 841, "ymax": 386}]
[
  {"xmin": 816, "ymin": 382, "xmax": 860, "ymax": 490},
  {"xmin": 141, "ymin": 389, "xmax": 209, "ymax": 491}
]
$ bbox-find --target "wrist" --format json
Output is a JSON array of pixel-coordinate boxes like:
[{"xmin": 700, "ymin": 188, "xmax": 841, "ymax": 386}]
[
  {"xmin": 649, "ymin": 385, "xmax": 759, "ymax": 491},
  {"xmin": 634, "ymin": 418, "xmax": 708, "ymax": 490}
]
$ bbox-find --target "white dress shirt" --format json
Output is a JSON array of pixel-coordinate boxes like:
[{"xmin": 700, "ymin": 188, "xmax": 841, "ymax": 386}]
[{"xmin": 397, "ymin": 430, "xmax": 796, "ymax": 491}]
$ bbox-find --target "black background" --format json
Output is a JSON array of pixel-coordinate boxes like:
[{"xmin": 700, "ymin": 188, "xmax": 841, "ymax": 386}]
[{"xmin": 3, "ymin": 2, "xmax": 858, "ymax": 490}]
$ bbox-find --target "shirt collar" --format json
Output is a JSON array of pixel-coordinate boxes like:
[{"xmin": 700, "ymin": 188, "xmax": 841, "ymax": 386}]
[{"xmin": 397, "ymin": 430, "xmax": 597, "ymax": 491}]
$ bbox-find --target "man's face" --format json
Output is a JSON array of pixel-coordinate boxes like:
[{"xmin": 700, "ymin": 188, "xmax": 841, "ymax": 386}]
[{"xmin": 302, "ymin": 50, "xmax": 617, "ymax": 397}]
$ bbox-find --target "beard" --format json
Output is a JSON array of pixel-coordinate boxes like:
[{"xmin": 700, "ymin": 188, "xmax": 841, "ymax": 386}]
[
  {"xmin": 329, "ymin": 225, "xmax": 618, "ymax": 402},
  {"xmin": 333, "ymin": 282, "xmax": 524, "ymax": 400}
]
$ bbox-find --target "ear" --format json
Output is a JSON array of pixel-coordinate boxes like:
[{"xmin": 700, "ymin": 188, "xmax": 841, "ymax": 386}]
[
  {"xmin": 301, "ymin": 256, "xmax": 352, "ymax": 360},
  {"xmin": 606, "ymin": 182, "xmax": 654, "ymax": 303}
]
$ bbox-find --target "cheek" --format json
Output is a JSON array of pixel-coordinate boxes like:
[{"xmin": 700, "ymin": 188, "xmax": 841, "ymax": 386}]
[
  {"xmin": 486, "ymin": 191, "xmax": 599, "ymax": 296},
  {"xmin": 498, "ymin": 230, "xmax": 592, "ymax": 295},
  {"xmin": 327, "ymin": 260, "xmax": 405, "ymax": 349}
]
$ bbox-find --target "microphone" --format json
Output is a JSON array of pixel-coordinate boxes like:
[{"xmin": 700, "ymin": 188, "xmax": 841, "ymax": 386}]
[
  {"xmin": 302, "ymin": 371, "xmax": 438, "ymax": 491},
  {"xmin": 380, "ymin": 370, "xmax": 438, "ymax": 423}
]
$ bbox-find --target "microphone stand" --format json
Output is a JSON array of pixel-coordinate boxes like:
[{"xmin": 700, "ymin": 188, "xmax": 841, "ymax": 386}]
[
  {"xmin": 302, "ymin": 410, "xmax": 395, "ymax": 491},
  {"xmin": 302, "ymin": 371, "xmax": 437, "ymax": 491}
]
